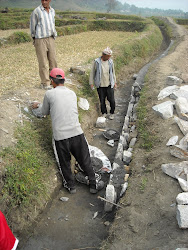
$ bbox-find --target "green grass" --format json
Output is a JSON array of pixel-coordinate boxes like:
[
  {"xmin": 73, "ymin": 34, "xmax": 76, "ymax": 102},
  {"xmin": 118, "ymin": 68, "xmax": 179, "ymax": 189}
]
[
  {"xmin": 140, "ymin": 177, "xmax": 148, "ymax": 191},
  {"xmin": 7, "ymin": 31, "xmax": 31, "ymax": 44},
  {"xmin": 0, "ymin": 117, "xmax": 55, "ymax": 210},
  {"xmin": 114, "ymin": 21, "xmax": 163, "ymax": 74},
  {"xmin": 136, "ymin": 85, "xmax": 156, "ymax": 151}
]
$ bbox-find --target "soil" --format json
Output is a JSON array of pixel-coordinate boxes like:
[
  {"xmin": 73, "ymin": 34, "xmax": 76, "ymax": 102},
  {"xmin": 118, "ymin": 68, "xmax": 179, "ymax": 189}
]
[
  {"xmin": 0, "ymin": 17, "xmax": 188, "ymax": 250},
  {"xmin": 101, "ymin": 18, "xmax": 188, "ymax": 250}
]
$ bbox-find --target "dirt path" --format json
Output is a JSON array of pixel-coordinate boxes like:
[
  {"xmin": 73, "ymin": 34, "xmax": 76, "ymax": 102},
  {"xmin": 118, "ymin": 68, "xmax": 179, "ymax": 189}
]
[
  {"xmin": 102, "ymin": 19, "xmax": 188, "ymax": 250},
  {"xmin": 16, "ymin": 78, "xmax": 133, "ymax": 250}
]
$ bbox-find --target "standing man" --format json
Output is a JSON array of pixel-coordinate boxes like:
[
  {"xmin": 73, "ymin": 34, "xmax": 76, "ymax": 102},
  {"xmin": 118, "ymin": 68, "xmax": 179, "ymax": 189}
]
[
  {"xmin": 32, "ymin": 68, "xmax": 104, "ymax": 194},
  {"xmin": 30, "ymin": 0, "xmax": 57, "ymax": 89},
  {"xmin": 89, "ymin": 47, "xmax": 117, "ymax": 120}
]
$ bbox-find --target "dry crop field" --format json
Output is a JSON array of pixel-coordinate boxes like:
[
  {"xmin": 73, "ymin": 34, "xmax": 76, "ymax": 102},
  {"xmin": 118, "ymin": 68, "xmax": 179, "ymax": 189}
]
[{"xmin": 0, "ymin": 30, "xmax": 137, "ymax": 96}]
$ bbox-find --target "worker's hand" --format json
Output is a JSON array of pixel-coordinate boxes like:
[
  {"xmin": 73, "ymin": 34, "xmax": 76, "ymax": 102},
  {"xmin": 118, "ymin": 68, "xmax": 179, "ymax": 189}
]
[
  {"xmin": 31, "ymin": 102, "xmax": 40, "ymax": 109},
  {"xmin": 114, "ymin": 83, "xmax": 117, "ymax": 90},
  {"xmin": 90, "ymin": 84, "xmax": 95, "ymax": 90}
]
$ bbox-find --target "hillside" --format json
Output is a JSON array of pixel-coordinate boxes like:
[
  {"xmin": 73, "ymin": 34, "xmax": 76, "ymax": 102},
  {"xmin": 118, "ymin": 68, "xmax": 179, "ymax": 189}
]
[{"xmin": 0, "ymin": 0, "xmax": 187, "ymax": 18}]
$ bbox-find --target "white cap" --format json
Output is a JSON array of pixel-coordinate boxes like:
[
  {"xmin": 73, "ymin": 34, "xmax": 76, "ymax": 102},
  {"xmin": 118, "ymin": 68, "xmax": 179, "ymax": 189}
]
[{"xmin": 103, "ymin": 47, "xmax": 112, "ymax": 55}]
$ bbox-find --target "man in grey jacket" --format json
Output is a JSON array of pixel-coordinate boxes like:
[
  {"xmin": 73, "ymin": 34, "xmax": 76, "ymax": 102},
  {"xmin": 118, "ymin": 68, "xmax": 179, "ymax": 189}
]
[
  {"xmin": 89, "ymin": 47, "xmax": 117, "ymax": 120},
  {"xmin": 32, "ymin": 68, "xmax": 104, "ymax": 194}
]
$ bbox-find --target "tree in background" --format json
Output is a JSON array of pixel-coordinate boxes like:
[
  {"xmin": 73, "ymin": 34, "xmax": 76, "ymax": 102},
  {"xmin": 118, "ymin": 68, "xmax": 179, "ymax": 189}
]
[{"xmin": 106, "ymin": 0, "xmax": 118, "ymax": 13}]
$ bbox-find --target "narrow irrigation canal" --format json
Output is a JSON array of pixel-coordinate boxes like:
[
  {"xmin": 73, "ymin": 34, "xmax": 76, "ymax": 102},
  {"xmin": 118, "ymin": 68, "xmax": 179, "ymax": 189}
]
[{"xmin": 17, "ymin": 28, "xmax": 172, "ymax": 250}]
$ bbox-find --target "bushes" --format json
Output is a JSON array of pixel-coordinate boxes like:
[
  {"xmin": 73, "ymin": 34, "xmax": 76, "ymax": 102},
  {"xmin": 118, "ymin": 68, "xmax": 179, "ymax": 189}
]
[
  {"xmin": 7, "ymin": 31, "xmax": 31, "ymax": 44},
  {"xmin": 175, "ymin": 18, "xmax": 188, "ymax": 25},
  {"xmin": 56, "ymin": 24, "xmax": 88, "ymax": 36}
]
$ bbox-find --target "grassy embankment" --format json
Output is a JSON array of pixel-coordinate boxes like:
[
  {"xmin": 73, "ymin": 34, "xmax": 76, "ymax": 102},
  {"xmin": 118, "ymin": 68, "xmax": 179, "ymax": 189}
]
[
  {"xmin": 0, "ymin": 10, "xmax": 163, "ymax": 222},
  {"xmin": 136, "ymin": 17, "xmax": 173, "ymax": 150}
]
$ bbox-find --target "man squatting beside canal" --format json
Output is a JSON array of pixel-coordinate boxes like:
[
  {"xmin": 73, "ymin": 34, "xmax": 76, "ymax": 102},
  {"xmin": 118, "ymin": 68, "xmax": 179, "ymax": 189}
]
[
  {"xmin": 89, "ymin": 47, "xmax": 117, "ymax": 120},
  {"xmin": 32, "ymin": 68, "xmax": 104, "ymax": 194},
  {"xmin": 30, "ymin": 0, "xmax": 57, "ymax": 89}
]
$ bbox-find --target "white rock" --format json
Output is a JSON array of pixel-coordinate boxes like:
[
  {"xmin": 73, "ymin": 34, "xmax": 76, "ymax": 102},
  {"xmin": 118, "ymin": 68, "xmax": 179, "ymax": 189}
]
[
  {"xmin": 157, "ymin": 85, "xmax": 179, "ymax": 100},
  {"xmin": 177, "ymin": 205, "xmax": 188, "ymax": 229},
  {"xmin": 120, "ymin": 182, "xmax": 128, "ymax": 197},
  {"xmin": 129, "ymin": 138, "xmax": 137, "ymax": 148},
  {"xmin": 176, "ymin": 248, "xmax": 188, "ymax": 250},
  {"xmin": 178, "ymin": 178, "xmax": 188, "ymax": 192},
  {"xmin": 170, "ymin": 145, "xmax": 188, "ymax": 160},
  {"xmin": 179, "ymin": 133, "xmax": 188, "ymax": 150},
  {"xmin": 152, "ymin": 101, "xmax": 174, "ymax": 119},
  {"xmin": 174, "ymin": 116, "xmax": 188, "ymax": 135},
  {"xmin": 170, "ymin": 89, "xmax": 188, "ymax": 100},
  {"xmin": 175, "ymin": 97, "xmax": 188, "ymax": 120},
  {"xmin": 104, "ymin": 184, "xmax": 117, "ymax": 212},
  {"xmin": 180, "ymin": 85, "xmax": 188, "ymax": 92},
  {"xmin": 166, "ymin": 135, "xmax": 178, "ymax": 146},
  {"xmin": 161, "ymin": 161, "xmax": 188, "ymax": 180},
  {"xmin": 115, "ymin": 143, "xmax": 123, "ymax": 160},
  {"xmin": 107, "ymin": 140, "xmax": 114, "ymax": 147},
  {"xmin": 176, "ymin": 192, "xmax": 188, "ymax": 205},
  {"xmin": 166, "ymin": 76, "xmax": 183, "ymax": 86},
  {"xmin": 78, "ymin": 97, "xmax": 89, "ymax": 110},
  {"xmin": 123, "ymin": 150, "xmax": 132, "ymax": 165},
  {"xmin": 96, "ymin": 117, "xmax": 106, "ymax": 128},
  {"xmin": 119, "ymin": 135, "xmax": 128, "ymax": 149},
  {"xmin": 89, "ymin": 145, "xmax": 111, "ymax": 173}
]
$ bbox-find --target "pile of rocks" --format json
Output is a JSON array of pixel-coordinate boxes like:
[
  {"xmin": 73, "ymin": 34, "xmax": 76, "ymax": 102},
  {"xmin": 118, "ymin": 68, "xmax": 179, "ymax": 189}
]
[
  {"xmin": 99, "ymin": 74, "xmax": 141, "ymax": 212},
  {"xmin": 152, "ymin": 74, "xmax": 188, "ymax": 228}
]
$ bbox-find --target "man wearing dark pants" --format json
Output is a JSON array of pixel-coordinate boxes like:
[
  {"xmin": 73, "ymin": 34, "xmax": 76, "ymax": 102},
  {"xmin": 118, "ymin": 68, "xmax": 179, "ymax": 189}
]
[
  {"xmin": 30, "ymin": 0, "xmax": 57, "ymax": 89},
  {"xmin": 32, "ymin": 68, "xmax": 104, "ymax": 194},
  {"xmin": 89, "ymin": 47, "xmax": 117, "ymax": 120}
]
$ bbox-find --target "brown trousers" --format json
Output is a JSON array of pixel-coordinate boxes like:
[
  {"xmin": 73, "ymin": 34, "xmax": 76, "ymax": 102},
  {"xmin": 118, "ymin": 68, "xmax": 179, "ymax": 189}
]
[{"xmin": 34, "ymin": 37, "xmax": 57, "ymax": 86}]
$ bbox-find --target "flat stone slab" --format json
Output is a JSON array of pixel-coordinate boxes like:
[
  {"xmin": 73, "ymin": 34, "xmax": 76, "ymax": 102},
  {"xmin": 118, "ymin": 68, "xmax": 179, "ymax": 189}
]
[
  {"xmin": 177, "ymin": 205, "xmax": 188, "ymax": 229},
  {"xmin": 175, "ymin": 97, "xmax": 188, "ymax": 120},
  {"xmin": 176, "ymin": 192, "xmax": 188, "ymax": 205},
  {"xmin": 166, "ymin": 76, "xmax": 183, "ymax": 86},
  {"xmin": 170, "ymin": 145, "xmax": 188, "ymax": 160},
  {"xmin": 174, "ymin": 116, "xmax": 188, "ymax": 135},
  {"xmin": 104, "ymin": 184, "xmax": 117, "ymax": 212},
  {"xmin": 157, "ymin": 85, "xmax": 179, "ymax": 100},
  {"xmin": 152, "ymin": 101, "xmax": 174, "ymax": 119},
  {"xmin": 161, "ymin": 161, "xmax": 188, "ymax": 180},
  {"xmin": 166, "ymin": 135, "xmax": 178, "ymax": 146}
]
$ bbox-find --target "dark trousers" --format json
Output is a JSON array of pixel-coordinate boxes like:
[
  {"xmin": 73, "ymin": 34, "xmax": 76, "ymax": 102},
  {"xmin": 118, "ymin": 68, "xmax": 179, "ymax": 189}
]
[
  {"xmin": 97, "ymin": 86, "xmax": 115, "ymax": 115},
  {"xmin": 55, "ymin": 134, "xmax": 96, "ymax": 188}
]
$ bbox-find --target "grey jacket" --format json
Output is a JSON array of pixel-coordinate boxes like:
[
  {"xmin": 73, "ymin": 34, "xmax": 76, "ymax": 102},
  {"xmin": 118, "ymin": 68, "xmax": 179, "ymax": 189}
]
[{"xmin": 90, "ymin": 57, "xmax": 116, "ymax": 88}]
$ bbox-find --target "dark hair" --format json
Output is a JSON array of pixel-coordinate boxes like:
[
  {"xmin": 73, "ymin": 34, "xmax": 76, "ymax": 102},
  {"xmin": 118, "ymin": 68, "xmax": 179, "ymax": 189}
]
[{"xmin": 50, "ymin": 76, "xmax": 65, "ymax": 85}]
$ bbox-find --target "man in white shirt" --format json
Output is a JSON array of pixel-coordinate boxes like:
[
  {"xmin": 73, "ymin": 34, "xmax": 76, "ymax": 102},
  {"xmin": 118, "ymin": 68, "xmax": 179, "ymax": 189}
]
[
  {"xmin": 30, "ymin": 0, "xmax": 57, "ymax": 89},
  {"xmin": 89, "ymin": 47, "xmax": 117, "ymax": 120}
]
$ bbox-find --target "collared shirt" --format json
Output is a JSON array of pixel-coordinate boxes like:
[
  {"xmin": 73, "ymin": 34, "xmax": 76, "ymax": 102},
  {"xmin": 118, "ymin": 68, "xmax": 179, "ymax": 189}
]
[
  {"xmin": 40, "ymin": 86, "xmax": 83, "ymax": 141},
  {"xmin": 30, "ymin": 4, "xmax": 57, "ymax": 39}
]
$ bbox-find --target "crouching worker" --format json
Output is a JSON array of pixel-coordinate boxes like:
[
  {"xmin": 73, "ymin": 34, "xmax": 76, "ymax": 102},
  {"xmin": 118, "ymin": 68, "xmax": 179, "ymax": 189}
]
[{"xmin": 32, "ymin": 68, "xmax": 104, "ymax": 194}]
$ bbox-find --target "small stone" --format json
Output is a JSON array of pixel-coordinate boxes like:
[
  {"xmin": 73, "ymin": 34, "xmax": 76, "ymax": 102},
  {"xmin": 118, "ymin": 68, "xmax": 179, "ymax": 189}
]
[
  {"xmin": 104, "ymin": 221, "xmax": 110, "ymax": 226},
  {"xmin": 60, "ymin": 197, "xmax": 69, "ymax": 202}
]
